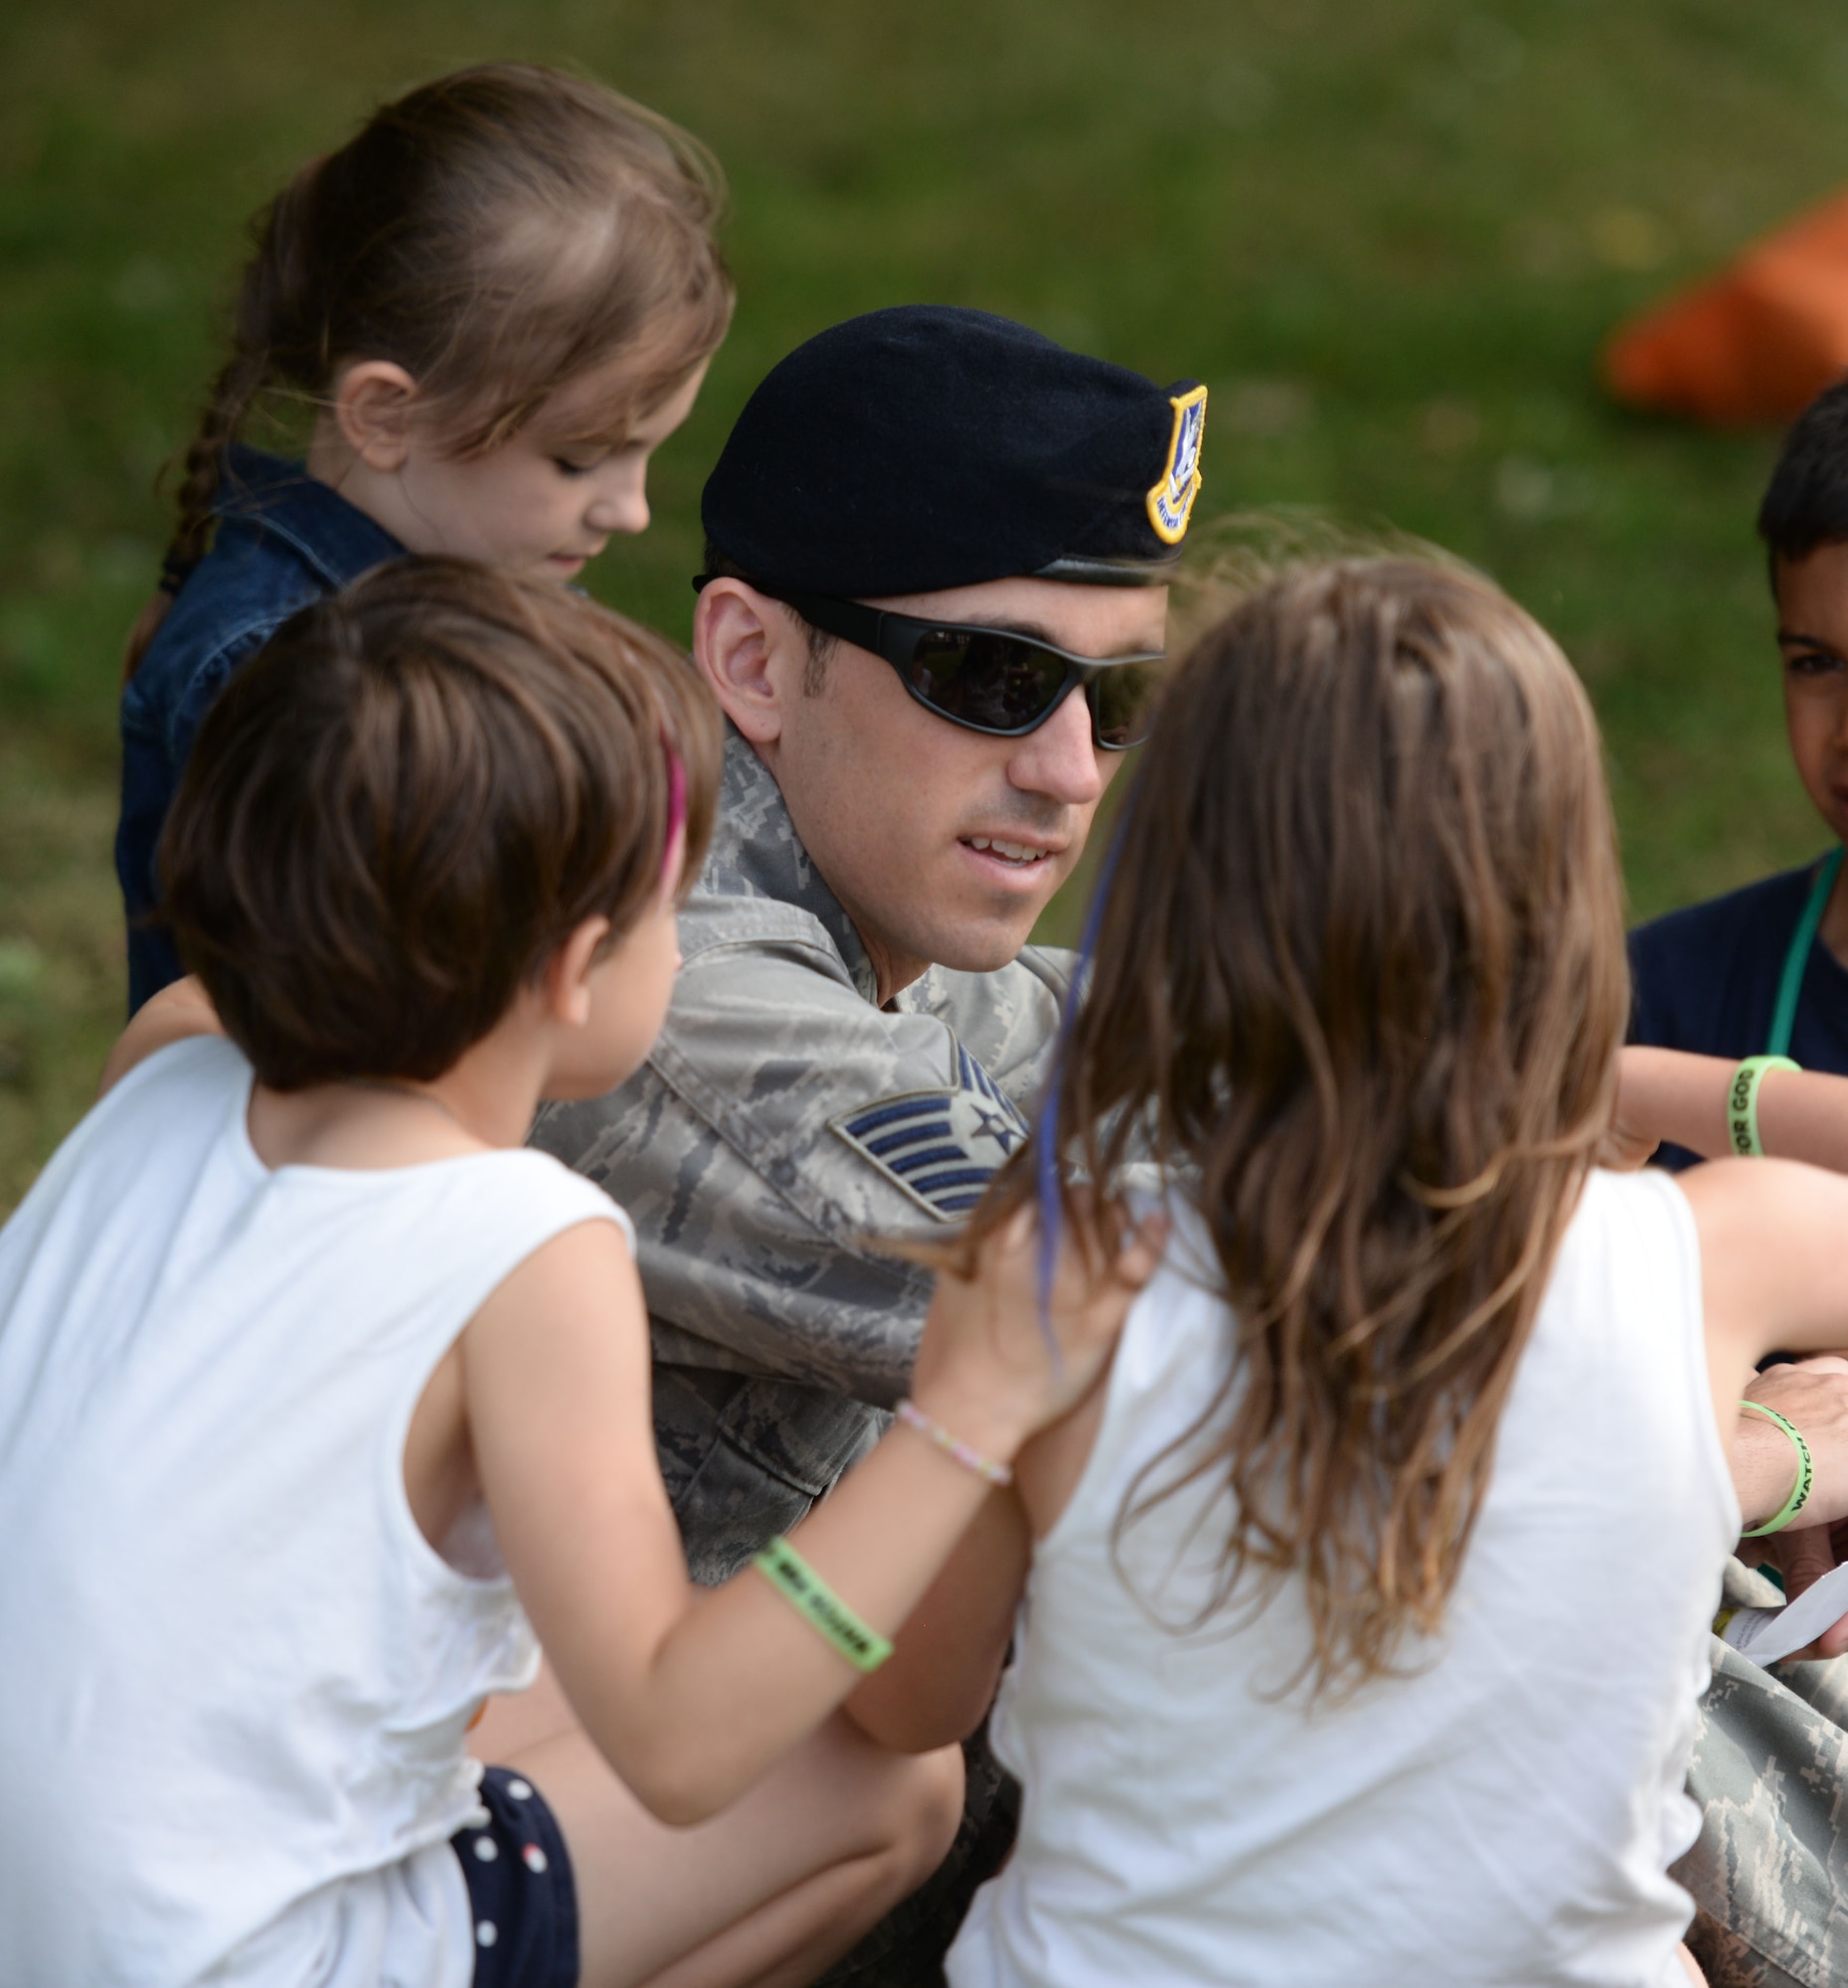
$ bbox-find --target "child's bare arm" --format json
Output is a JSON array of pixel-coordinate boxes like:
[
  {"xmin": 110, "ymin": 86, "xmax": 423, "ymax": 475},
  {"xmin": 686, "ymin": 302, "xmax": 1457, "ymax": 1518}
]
[
  {"xmin": 97, "ymin": 976, "xmax": 224, "ymax": 1096},
  {"xmin": 1734, "ymin": 1360, "xmax": 1848, "ymax": 1524},
  {"xmin": 1682, "ymin": 1165, "xmax": 1848, "ymax": 1657},
  {"xmin": 465, "ymin": 1206, "xmax": 1162, "ymax": 1825},
  {"xmin": 845, "ymin": 1343, "xmax": 1123, "ymax": 1753},
  {"xmin": 843, "ymin": 1486, "xmax": 1031, "ymax": 1753},
  {"xmin": 1614, "ymin": 1046, "xmax": 1848, "ymax": 1172},
  {"xmin": 1686, "ymin": 1160, "xmax": 1848, "ymax": 1426}
]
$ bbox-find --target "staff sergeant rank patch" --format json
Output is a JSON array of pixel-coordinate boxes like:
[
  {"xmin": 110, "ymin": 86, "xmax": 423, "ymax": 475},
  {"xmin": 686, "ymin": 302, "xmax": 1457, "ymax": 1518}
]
[
  {"xmin": 1146, "ymin": 384, "xmax": 1208, "ymax": 545},
  {"xmin": 830, "ymin": 1047, "xmax": 1031, "ymax": 1223}
]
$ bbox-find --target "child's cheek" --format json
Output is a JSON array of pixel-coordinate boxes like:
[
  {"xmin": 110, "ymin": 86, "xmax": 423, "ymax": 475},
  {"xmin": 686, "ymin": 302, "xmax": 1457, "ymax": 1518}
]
[{"xmin": 1784, "ymin": 679, "xmax": 1848, "ymax": 829}]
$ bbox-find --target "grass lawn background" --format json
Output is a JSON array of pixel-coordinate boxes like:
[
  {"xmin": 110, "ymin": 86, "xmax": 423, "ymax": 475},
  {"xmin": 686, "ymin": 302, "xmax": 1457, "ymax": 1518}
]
[{"xmin": 4, "ymin": 0, "xmax": 1847, "ymax": 1209}]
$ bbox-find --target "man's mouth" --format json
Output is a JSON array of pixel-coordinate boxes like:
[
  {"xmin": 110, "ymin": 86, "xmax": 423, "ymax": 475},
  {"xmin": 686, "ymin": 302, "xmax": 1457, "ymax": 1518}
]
[{"xmin": 961, "ymin": 835, "xmax": 1056, "ymax": 869}]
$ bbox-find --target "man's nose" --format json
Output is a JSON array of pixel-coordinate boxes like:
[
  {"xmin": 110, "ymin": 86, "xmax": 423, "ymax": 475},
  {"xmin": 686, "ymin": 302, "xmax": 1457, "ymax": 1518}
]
[{"xmin": 1005, "ymin": 686, "xmax": 1105, "ymax": 807}]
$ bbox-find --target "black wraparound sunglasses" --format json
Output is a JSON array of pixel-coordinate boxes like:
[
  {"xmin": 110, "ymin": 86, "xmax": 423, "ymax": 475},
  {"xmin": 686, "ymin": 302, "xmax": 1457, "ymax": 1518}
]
[{"xmin": 696, "ymin": 578, "xmax": 1167, "ymax": 749}]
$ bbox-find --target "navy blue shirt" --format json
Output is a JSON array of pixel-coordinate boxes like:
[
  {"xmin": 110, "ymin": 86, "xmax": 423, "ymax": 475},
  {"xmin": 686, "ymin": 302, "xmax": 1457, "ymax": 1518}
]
[
  {"xmin": 116, "ymin": 447, "xmax": 402, "ymax": 1012},
  {"xmin": 1628, "ymin": 857, "xmax": 1848, "ymax": 1167}
]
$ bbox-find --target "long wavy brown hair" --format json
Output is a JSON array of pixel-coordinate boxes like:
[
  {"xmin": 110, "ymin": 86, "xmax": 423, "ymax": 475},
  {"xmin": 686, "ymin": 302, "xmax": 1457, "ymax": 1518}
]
[{"xmin": 972, "ymin": 557, "xmax": 1629, "ymax": 1692}]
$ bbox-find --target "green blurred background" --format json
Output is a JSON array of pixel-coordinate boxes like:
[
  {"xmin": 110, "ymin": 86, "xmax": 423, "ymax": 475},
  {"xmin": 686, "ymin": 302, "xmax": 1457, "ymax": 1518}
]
[{"xmin": 3, "ymin": 0, "xmax": 1846, "ymax": 1209}]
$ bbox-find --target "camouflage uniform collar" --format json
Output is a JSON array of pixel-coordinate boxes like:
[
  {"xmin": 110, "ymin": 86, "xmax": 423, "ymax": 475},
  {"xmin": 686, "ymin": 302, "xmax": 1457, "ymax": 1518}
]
[{"xmin": 704, "ymin": 725, "xmax": 881, "ymax": 1004}]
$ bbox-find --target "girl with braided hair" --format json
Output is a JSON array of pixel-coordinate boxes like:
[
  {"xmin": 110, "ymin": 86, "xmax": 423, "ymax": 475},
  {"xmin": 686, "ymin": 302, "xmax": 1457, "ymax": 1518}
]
[{"xmin": 117, "ymin": 62, "xmax": 731, "ymax": 1011}]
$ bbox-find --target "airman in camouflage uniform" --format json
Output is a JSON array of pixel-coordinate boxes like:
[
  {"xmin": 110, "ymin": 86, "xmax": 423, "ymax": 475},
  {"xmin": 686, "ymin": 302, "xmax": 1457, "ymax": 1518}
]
[
  {"xmin": 535, "ymin": 304, "xmax": 1199, "ymax": 1588},
  {"xmin": 533, "ymin": 304, "xmax": 1201, "ymax": 1980},
  {"xmin": 534, "ymin": 724, "xmax": 1068, "ymax": 1584}
]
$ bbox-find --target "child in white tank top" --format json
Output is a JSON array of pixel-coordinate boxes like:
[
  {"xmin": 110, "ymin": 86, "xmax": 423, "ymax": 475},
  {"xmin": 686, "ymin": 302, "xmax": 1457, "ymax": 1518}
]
[
  {"xmin": 843, "ymin": 558, "xmax": 1848, "ymax": 1988},
  {"xmin": 0, "ymin": 559, "xmax": 1163, "ymax": 1988}
]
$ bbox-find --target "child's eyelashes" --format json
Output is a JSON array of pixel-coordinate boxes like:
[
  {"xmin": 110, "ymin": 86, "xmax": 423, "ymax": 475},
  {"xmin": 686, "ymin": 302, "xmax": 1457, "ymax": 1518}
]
[
  {"xmin": 1782, "ymin": 645, "xmax": 1846, "ymax": 678},
  {"xmin": 551, "ymin": 438, "xmax": 644, "ymax": 478}
]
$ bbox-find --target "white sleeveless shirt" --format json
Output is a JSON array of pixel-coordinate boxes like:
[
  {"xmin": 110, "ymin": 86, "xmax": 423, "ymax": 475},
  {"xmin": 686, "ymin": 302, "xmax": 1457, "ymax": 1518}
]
[
  {"xmin": 949, "ymin": 1169, "xmax": 1735, "ymax": 1988},
  {"xmin": 0, "ymin": 1037, "xmax": 628, "ymax": 1987}
]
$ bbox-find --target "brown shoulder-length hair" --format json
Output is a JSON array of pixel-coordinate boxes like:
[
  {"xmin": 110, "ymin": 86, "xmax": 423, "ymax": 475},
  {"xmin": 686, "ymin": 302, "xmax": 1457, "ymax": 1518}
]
[
  {"xmin": 126, "ymin": 62, "xmax": 733, "ymax": 675},
  {"xmin": 160, "ymin": 556, "xmax": 720, "ymax": 1091},
  {"xmin": 971, "ymin": 557, "xmax": 1628, "ymax": 1693}
]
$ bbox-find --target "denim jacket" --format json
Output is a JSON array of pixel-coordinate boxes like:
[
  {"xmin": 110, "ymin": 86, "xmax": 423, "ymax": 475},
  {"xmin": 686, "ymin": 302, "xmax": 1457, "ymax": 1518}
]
[{"xmin": 116, "ymin": 447, "xmax": 402, "ymax": 1012}]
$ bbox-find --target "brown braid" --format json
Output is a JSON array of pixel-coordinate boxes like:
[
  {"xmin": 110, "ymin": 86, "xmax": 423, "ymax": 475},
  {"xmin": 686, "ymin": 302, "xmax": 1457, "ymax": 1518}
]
[
  {"xmin": 121, "ymin": 343, "xmax": 270, "ymax": 680},
  {"xmin": 123, "ymin": 64, "xmax": 733, "ymax": 680}
]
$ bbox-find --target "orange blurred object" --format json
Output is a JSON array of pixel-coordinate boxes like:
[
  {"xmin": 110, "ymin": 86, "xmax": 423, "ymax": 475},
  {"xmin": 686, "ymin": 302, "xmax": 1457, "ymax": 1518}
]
[{"xmin": 1602, "ymin": 191, "xmax": 1848, "ymax": 425}]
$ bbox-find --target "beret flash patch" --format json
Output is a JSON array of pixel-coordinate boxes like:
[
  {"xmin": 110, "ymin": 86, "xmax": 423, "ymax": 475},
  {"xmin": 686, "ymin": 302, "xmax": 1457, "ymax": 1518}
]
[
  {"xmin": 1146, "ymin": 385, "xmax": 1209, "ymax": 545},
  {"xmin": 830, "ymin": 1047, "xmax": 1030, "ymax": 1223}
]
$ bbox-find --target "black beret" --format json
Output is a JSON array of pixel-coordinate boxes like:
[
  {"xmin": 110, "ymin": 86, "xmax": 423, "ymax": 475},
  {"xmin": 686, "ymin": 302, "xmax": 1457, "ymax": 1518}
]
[{"xmin": 701, "ymin": 305, "xmax": 1207, "ymax": 597}]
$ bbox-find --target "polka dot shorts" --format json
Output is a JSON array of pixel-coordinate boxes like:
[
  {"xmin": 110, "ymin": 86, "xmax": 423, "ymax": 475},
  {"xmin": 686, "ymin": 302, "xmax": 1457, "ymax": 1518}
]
[{"xmin": 450, "ymin": 1765, "xmax": 579, "ymax": 1988}]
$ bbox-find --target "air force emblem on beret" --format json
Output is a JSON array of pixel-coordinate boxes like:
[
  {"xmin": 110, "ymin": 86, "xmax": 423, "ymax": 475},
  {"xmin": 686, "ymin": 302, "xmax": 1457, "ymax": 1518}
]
[
  {"xmin": 830, "ymin": 1047, "xmax": 1030, "ymax": 1223},
  {"xmin": 1147, "ymin": 384, "xmax": 1208, "ymax": 545}
]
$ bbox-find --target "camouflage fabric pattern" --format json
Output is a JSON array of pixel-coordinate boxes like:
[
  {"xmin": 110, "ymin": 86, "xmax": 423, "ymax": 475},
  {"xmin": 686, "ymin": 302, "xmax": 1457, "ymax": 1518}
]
[
  {"xmin": 531, "ymin": 727, "xmax": 1070, "ymax": 1583},
  {"xmin": 1677, "ymin": 1558, "xmax": 1848, "ymax": 1988}
]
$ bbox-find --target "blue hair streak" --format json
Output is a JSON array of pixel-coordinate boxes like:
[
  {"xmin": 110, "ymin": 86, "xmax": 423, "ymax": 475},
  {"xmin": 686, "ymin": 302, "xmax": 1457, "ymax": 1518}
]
[{"xmin": 1034, "ymin": 793, "xmax": 1135, "ymax": 1360}]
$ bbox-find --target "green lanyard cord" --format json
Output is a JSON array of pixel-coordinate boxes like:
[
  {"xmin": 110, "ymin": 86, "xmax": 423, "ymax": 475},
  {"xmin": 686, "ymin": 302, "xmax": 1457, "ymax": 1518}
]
[{"xmin": 1766, "ymin": 846, "xmax": 1845, "ymax": 1059}]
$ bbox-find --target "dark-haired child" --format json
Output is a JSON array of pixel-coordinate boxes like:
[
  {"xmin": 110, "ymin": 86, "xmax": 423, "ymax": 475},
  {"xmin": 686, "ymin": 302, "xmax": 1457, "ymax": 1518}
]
[
  {"xmin": 1630, "ymin": 377, "xmax": 1848, "ymax": 1157},
  {"xmin": 0, "ymin": 560, "xmax": 1158, "ymax": 1988},
  {"xmin": 117, "ymin": 61, "xmax": 732, "ymax": 1011}
]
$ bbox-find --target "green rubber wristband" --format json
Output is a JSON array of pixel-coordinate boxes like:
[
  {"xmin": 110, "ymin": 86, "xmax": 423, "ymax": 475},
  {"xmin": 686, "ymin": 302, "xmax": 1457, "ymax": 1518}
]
[
  {"xmin": 752, "ymin": 1535, "xmax": 893, "ymax": 1672},
  {"xmin": 1727, "ymin": 1055, "xmax": 1799, "ymax": 1158},
  {"xmin": 1739, "ymin": 1401, "xmax": 1815, "ymax": 1538}
]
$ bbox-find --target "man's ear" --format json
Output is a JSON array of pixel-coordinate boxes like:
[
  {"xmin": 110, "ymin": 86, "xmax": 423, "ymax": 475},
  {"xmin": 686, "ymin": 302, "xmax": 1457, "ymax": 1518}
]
[
  {"xmin": 693, "ymin": 580, "xmax": 797, "ymax": 747},
  {"xmin": 544, "ymin": 916, "xmax": 612, "ymax": 1028},
  {"xmin": 331, "ymin": 360, "xmax": 422, "ymax": 472}
]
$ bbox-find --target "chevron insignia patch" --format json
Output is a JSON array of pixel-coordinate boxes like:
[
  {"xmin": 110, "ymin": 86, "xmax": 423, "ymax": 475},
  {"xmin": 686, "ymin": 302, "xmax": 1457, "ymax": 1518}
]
[{"xmin": 830, "ymin": 1048, "xmax": 1031, "ymax": 1223}]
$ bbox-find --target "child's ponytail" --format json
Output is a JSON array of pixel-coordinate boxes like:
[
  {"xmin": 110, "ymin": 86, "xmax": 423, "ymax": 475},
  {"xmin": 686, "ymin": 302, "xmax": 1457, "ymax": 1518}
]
[
  {"xmin": 123, "ymin": 162, "xmax": 328, "ymax": 680},
  {"xmin": 123, "ymin": 64, "xmax": 732, "ymax": 680}
]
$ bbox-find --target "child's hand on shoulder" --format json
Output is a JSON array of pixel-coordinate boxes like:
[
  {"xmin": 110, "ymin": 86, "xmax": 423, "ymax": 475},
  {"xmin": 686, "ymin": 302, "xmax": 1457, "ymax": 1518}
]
[
  {"xmin": 911, "ymin": 1196, "xmax": 1168, "ymax": 1470},
  {"xmin": 1596, "ymin": 1045, "xmax": 1665, "ymax": 1171}
]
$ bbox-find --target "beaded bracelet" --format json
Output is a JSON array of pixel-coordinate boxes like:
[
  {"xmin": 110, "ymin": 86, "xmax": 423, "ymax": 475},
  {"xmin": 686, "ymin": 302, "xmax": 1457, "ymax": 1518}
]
[
  {"xmin": 1727, "ymin": 1056, "xmax": 1799, "ymax": 1158},
  {"xmin": 752, "ymin": 1536, "xmax": 893, "ymax": 1672},
  {"xmin": 895, "ymin": 1398, "xmax": 1014, "ymax": 1487},
  {"xmin": 1739, "ymin": 1400, "xmax": 1814, "ymax": 1539}
]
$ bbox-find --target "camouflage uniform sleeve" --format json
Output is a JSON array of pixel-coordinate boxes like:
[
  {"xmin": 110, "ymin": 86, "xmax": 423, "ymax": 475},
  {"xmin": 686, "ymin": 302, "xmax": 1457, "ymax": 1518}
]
[
  {"xmin": 531, "ymin": 910, "xmax": 1065, "ymax": 1581},
  {"xmin": 1675, "ymin": 1556, "xmax": 1848, "ymax": 1988}
]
